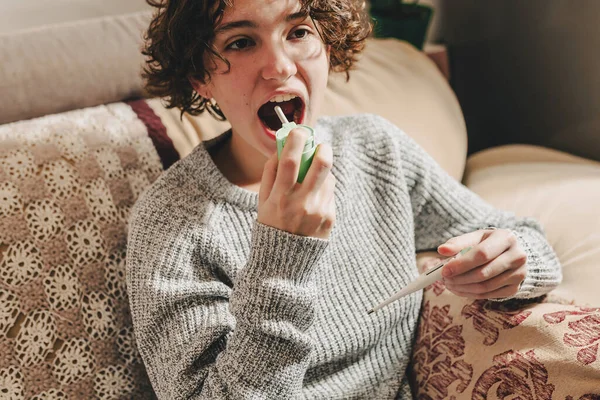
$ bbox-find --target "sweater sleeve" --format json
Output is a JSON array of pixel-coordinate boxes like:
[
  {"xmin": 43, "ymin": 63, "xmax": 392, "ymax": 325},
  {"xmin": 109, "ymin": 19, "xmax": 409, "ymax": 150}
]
[
  {"xmin": 378, "ymin": 117, "xmax": 562, "ymax": 300},
  {"xmin": 126, "ymin": 199, "xmax": 328, "ymax": 399}
]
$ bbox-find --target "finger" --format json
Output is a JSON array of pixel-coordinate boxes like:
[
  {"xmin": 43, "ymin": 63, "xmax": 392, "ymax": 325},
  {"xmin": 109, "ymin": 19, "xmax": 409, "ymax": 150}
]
[
  {"xmin": 318, "ymin": 172, "xmax": 336, "ymax": 206},
  {"xmin": 272, "ymin": 128, "xmax": 309, "ymax": 194},
  {"xmin": 296, "ymin": 177, "xmax": 336, "ymax": 239},
  {"xmin": 444, "ymin": 246, "xmax": 527, "ymax": 285},
  {"xmin": 445, "ymin": 264, "xmax": 527, "ymax": 295},
  {"xmin": 447, "ymin": 281, "xmax": 522, "ymax": 300},
  {"xmin": 316, "ymin": 204, "xmax": 336, "ymax": 238},
  {"xmin": 259, "ymin": 151, "xmax": 279, "ymax": 205},
  {"xmin": 299, "ymin": 143, "xmax": 333, "ymax": 193},
  {"xmin": 312, "ymin": 173, "xmax": 336, "ymax": 234},
  {"xmin": 317, "ymin": 178, "xmax": 336, "ymax": 237},
  {"xmin": 437, "ymin": 230, "xmax": 491, "ymax": 257},
  {"xmin": 442, "ymin": 230, "xmax": 514, "ymax": 278}
]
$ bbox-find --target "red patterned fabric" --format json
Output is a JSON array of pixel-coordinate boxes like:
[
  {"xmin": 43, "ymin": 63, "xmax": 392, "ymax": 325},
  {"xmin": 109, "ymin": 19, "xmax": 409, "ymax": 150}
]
[
  {"xmin": 472, "ymin": 350, "xmax": 555, "ymax": 399},
  {"xmin": 544, "ymin": 307, "xmax": 600, "ymax": 365},
  {"xmin": 409, "ymin": 253, "xmax": 600, "ymax": 399}
]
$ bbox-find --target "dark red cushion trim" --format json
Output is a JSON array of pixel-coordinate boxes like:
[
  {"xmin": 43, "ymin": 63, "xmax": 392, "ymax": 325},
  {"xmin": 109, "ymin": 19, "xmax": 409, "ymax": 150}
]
[{"xmin": 127, "ymin": 99, "xmax": 179, "ymax": 170}]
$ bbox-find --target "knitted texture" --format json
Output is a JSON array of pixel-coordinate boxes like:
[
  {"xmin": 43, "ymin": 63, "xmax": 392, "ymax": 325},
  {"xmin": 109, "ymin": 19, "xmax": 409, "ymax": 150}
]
[
  {"xmin": 0, "ymin": 103, "xmax": 165, "ymax": 399},
  {"xmin": 126, "ymin": 114, "xmax": 562, "ymax": 399}
]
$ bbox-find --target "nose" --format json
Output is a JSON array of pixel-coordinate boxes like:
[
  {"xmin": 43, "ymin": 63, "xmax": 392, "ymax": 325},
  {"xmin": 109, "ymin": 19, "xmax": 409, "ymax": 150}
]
[{"xmin": 260, "ymin": 42, "xmax": 297, "ymax": 82}]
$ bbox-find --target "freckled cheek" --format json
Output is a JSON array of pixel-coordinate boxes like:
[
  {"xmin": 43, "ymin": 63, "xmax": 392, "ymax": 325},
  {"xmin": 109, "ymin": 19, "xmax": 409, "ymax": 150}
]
[
  {"xmin": 230, "ymin": 71, "xmax": 254, "ymax": 104},
  {"xmin": 216, "ymin": 77, "xmax": 248, "ymax": 106}
]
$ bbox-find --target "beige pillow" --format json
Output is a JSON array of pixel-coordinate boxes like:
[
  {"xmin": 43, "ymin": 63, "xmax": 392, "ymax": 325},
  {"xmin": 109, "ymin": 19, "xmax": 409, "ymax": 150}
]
[
  {"xmin": 0, "ymin": 102, "xmax": 162, "ymax": 398},
  {"xmin": 0, "ymin": 11, "xmax": 152, "ymax": 125},
  {"xmin": 0, "ymin": 0, "xmax": 150, "ymax": 34},
  {"xmin": 151, "ymin": 38, "xmax": 468, "ymax": 180},
  {"xmin": 463, "ymin": 144, "xmax": 600, "ymax": 306}
]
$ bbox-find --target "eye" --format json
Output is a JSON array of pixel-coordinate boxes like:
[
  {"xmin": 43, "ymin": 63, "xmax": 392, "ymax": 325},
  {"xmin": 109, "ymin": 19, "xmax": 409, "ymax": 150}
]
[
  {"xmin": 226, "ymin": 37, "xmax": 255, "ymax": 51},
  {"xmin": 289, "ymin": 28, "xmax": 311, "ymax": 40}
]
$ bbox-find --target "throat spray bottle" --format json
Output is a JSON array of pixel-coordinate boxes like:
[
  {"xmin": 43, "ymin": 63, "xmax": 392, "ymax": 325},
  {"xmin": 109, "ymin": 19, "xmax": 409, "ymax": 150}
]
[{"xmin": 274, "ymin": 105, "xmax": 317, "ymax": 183}]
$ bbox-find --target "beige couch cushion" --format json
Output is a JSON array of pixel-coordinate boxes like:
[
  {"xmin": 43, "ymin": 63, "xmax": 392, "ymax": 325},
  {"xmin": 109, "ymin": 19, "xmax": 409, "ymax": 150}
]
[
  {"xmin": 150, "ymin": 38, "xmax": 468, "ymax": 180},
  {"xmin": 463, "ymin": 144, "xmax": 600, "ymax": 306},
  {"xmin": 0, "ymin": 0, "xmax": 149, "ymax": 34},
  {"xmin": 465, "ymin": 143, "xmax": 600, "ymax": 170},
  {"xmin": 0, "ymin": 10, "xmax": 152, "ymax": 125}
]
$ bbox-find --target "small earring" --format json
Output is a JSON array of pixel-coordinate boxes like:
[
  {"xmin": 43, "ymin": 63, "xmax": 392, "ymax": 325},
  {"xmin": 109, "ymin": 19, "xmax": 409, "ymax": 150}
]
[{"xmin": 206, "ymin": 98, "xmax": 226, "ymax": 121}]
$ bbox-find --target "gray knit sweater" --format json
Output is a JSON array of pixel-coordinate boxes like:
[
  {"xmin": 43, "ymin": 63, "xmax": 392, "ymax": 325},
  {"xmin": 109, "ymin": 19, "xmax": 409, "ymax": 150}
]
[{"xmin": 126, "ymin": 114, "xmax": 561, "ymax": 399}]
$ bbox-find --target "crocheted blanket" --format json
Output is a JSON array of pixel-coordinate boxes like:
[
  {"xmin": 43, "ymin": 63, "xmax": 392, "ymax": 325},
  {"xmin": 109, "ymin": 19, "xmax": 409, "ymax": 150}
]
[{"xmin": 0, "ymin": 101, "xmax": 172, "ymax": 399}]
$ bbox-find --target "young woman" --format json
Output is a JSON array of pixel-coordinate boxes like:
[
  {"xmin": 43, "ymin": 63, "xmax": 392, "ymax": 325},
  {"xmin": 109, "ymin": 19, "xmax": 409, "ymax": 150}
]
[{"xmin": 126, "ymin": 0, "xmax": 562, "ymax": 398}]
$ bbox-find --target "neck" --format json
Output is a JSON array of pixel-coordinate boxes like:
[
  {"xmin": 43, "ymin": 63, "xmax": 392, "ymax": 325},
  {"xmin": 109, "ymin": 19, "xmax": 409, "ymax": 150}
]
[{"xmin": 211, "ymin": 131, "xmax": 268, "ymax": 192}]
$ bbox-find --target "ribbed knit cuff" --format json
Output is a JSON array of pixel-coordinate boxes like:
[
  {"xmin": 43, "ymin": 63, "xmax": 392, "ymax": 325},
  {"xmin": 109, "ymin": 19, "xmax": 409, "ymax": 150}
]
[
  {"xmin": 242, "ymin": 222, "xmax": 329, "ymax": 285},
  {"xmin": 488, "ymin": 229, "xmax": 560, "ymax": 302}
]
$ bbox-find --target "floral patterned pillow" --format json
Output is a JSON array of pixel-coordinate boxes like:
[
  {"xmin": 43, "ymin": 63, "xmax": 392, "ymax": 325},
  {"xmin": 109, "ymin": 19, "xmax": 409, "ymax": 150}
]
[
  {"xmin": 409, "ymin": 253, "xmax": 600, "ymax": 399},
  {"xmin": 0, "ymin": 101, "xmax": 173, "ymax": 399}
]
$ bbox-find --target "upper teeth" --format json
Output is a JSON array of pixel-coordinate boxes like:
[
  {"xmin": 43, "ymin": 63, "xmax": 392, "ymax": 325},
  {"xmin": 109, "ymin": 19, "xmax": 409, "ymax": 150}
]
[{"xmin": 269, "ymin": 94, "xmax": 298, "ymax": 103}]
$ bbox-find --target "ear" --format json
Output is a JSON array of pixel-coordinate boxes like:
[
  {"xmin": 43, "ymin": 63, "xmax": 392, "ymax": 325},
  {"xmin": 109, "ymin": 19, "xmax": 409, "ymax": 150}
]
[{"xmin": 188, "ymin": 76, "xmax": 212, "ymax": 99}]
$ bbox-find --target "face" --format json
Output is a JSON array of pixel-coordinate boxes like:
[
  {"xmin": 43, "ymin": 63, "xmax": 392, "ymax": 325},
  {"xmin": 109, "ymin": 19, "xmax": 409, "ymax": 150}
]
[{"xmin": 193, "ymin": 0, "xmax": 330, "ymax": 161}]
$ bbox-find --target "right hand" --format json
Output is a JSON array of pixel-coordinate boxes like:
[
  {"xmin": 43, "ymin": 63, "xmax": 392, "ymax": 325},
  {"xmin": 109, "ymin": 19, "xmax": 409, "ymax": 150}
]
[{"xmin": 258, "ymin": 128, "xmax": 336, "ymax": 240}]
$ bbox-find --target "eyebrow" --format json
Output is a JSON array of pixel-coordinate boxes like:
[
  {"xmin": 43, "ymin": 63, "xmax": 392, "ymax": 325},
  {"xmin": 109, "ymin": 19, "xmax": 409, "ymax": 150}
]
[{"xmin": 214, "ymin": 11, "xmax": 308, "ymax": 35}]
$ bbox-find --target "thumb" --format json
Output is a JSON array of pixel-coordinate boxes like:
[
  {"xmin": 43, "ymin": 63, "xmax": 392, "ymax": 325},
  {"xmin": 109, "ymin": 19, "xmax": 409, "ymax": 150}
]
[{"xmin": 438, "ymin": 230, "xmax": 487, "ymax": 256}]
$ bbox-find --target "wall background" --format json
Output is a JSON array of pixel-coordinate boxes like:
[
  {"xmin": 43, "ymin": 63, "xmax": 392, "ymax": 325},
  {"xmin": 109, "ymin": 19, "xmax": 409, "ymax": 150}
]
[{"xmin": 426, "ymin": 0, "xmax": 600, "ymax": 160}]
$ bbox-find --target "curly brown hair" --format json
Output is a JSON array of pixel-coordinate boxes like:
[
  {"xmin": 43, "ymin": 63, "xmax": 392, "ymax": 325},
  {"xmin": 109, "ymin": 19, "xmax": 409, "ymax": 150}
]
[{"xmin": 142, "ymin": 0, "xmax": 372, "ymax": 119}]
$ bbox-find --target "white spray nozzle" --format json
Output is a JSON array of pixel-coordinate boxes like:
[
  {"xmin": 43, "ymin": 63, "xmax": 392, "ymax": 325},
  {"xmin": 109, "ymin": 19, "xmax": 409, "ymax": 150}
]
[{"xmin": 274, "ymin": 106, "xmax": 289, "ymax": 125}]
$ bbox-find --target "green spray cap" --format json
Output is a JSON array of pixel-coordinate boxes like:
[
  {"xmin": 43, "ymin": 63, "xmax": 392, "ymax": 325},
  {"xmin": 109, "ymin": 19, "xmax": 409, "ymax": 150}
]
[{"xmin": 274, "ymin": 106, "xmax": 317, "ymax": 183}]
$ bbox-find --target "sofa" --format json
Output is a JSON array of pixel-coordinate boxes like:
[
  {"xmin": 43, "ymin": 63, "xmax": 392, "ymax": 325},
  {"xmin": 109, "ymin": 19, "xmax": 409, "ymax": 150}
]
[{"xmin": 1, "ymin": 2, "xmax": 599, "ymax": 399}]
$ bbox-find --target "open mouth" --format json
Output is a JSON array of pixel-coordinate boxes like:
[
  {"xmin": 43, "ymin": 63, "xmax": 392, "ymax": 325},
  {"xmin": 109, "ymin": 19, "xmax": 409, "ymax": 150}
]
[{"xmin": 258, "ymin": 95, "xmax": 304, "ymax": 132}]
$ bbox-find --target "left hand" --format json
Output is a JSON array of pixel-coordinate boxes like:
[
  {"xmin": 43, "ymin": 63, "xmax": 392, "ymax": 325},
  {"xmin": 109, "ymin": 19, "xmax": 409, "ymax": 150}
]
[{"xmin": 439, "ymin": 228, "xmax": 528, "ymax": 299}]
